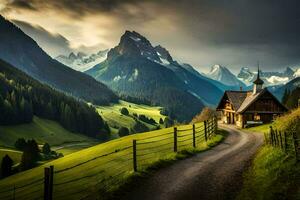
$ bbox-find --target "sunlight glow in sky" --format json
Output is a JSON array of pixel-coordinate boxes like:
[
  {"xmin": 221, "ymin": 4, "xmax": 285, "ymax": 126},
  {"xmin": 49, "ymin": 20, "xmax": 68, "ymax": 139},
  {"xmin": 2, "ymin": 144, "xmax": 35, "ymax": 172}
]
[{"xmin": 1, "ymin": 0, "xmax": 300, "ymax": 73}]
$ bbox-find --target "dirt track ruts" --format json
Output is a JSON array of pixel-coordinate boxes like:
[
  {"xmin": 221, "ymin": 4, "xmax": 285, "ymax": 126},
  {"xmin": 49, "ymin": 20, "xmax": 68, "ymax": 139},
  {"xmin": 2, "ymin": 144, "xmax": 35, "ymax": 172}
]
[{"xmin": 120, "ymin": 124, "xmax": 263, "ymax": 200}]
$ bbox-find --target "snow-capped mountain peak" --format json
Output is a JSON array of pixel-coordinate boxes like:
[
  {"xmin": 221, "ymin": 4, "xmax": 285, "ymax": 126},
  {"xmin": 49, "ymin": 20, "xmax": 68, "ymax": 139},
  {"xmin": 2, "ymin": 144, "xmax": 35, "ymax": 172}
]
[
  {"xmin": 206, "ymin": 65, "xmax": 245, "ymax": 87},
  {"xmin": 56, "ymin": 49, "xmax": 109, "ymax": 72},
  {"xmin": 237, "ymin": 66, "xmax": 297, "ymax": 87}
]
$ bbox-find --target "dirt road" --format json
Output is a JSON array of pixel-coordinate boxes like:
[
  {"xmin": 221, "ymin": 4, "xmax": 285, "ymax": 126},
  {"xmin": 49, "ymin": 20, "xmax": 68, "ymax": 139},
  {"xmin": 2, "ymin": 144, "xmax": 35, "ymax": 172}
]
[{"xmin": 120, "ymin": 124, "xmax": 263, "ymax": 200}]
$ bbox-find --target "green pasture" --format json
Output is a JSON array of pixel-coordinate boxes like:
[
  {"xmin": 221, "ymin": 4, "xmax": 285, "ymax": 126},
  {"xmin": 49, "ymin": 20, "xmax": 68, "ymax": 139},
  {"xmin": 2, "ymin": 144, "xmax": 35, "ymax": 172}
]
[
  {"xmin": 96, "ymin": 100, "xmax": 166, "ymax": 133},
  {"xmin": 0, "ymin": 121, "xmax": 221, "ymax": 200},
  {"xmin": 0, "ymin": 116, "xmax": 95, "ymax": 148}
]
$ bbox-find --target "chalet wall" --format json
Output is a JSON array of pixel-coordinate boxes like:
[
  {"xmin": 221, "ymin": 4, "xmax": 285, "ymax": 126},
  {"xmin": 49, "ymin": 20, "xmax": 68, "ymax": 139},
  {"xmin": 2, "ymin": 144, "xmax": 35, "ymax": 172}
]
[{"xmin": 245, "ymin": 92, "xmax": 286, "ymax": 113}]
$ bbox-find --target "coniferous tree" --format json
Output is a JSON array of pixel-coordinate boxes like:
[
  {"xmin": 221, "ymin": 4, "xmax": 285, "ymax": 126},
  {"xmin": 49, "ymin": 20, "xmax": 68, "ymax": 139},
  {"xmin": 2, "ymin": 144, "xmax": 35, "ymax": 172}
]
[
  {"xmin": 1, "ymin": 155, "xmax": 13, "ymax": 178},
  {"xmin": 118, "ymin": 127, "xmax": 129, "ymax": 137},
  {"xmin": 15, "ymin": 138, "xmax": 27, "ymax": 151},
  {"xmin": 120, "ymin": 107, "xmax": 129, "ymax": 115},
  {"xmin": 159, "ymin": 118, "xmax": 164, "ymax": 124},
  {"xmin": 21, "ymin": 139, "xmax": 40, "ymax": 170},
  {"xmin": 42, "ymin": 143, "xmax": 51, "ymax": 155}
]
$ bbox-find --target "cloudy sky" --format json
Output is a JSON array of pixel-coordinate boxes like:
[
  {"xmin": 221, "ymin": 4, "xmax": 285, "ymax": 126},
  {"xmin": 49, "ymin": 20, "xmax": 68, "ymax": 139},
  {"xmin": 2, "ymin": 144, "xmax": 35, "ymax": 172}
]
[{"xmin": 1, "ymin": 0, "xmax": 300, "ymax": 73}]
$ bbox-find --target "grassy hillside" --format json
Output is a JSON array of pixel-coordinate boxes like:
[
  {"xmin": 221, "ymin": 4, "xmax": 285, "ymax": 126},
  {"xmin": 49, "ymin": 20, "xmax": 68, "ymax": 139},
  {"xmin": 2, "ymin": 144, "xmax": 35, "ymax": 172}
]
[
  {"xmin": 239, "ymin": 109, "xmax": 300, "ymax": 199},
  {"xmin": 0, "ymin": 121, "xmax": 221, "ymax": 200},
  {"xmin": 238, "ymin": 146, "xmax": 300, "ymax": 200},
  {"xmin": 0, "ymin": 116, "xmax": 96, "ymax": 175},
  {"xmin": 97, "ymin": 100, "xmax": 166, "ymax": 134},
  {"xmin": 0, "ymin": 116, "xmax": 95, "ymax": 148}
]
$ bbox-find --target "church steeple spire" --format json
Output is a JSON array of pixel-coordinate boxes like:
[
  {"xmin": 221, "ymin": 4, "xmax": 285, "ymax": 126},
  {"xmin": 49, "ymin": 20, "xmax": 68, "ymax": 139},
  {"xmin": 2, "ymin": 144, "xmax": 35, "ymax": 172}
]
[{"xmin": 253, "ymin": 62, "xmax": 264, "ymax": 94}]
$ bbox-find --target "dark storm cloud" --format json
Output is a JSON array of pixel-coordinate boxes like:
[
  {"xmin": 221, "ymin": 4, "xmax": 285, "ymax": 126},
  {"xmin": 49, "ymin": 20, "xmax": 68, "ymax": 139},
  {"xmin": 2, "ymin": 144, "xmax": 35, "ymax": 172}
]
[
  {"xmin": 12, "ymin": 20, "xmax": 73, "ymax": 57},
  {"xmin": 9, "ymin": 0, "xmax": 37, "ymax": 11},
  {"xmin": 7, "ymin": 0, "xmax": 153, "ymax": 16},
  {"xmin": 5, "ymin": 0, "xmax": 300, "ymax": 72}
]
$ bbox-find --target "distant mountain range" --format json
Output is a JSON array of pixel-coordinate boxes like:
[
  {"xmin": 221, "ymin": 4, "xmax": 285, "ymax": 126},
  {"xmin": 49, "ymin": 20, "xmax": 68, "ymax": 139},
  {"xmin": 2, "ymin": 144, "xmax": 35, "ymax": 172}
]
[
  {"xmin": 0, "ymin": 15, "xmax": 117, "ymax": 105},
  {"xmin": 237, "ymin": 67, "xmax": 295, "ymax": 86},
  {"xmin": 86, "ymin": 31, "xmax": 224, "ymax": 121},
  {"xmin": 56, "ymin": 50, "xmax": 109, "ymax": 72}
]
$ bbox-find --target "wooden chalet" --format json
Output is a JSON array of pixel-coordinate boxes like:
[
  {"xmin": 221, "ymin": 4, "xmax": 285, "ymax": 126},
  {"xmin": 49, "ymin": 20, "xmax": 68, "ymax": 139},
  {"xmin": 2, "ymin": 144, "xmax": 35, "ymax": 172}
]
[{"xmin": 216, "ymin": 68, "xmax": 288, "ymax": 128}]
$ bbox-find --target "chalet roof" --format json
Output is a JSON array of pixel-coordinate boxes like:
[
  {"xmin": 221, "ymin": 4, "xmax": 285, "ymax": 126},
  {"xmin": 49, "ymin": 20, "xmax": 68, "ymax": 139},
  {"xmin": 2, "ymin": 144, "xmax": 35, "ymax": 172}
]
[
  {"xmin": 237, "ymin": 89, "xmax": 265, "ymax": 113},
  {"xmin": 236, "ymin": 88, "xmax": 288, "ymax": 113},
  {"xmin": 222, "ymin": 91, "xmax": 248, "ymax": 111}
]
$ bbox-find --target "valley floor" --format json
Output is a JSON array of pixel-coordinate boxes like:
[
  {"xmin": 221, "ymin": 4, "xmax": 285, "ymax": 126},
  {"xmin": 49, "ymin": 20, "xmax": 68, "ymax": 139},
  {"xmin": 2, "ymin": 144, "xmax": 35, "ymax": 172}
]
[{"xmin": 119, "ymin": 124, "xmax": 263, "ymax": 200}]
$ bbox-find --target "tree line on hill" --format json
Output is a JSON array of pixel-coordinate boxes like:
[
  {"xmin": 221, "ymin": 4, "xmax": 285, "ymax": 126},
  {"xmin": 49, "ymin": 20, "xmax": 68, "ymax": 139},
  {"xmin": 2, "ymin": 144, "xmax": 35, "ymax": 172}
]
[
  {"xmin": 0, "ymin": 60, "xmax": 109, "ymax": 138},
  {"xmin": 118, "ymin": 107, "xmax": 174, "ymax": 137},
  {"xmin": 282, "ymin": 87, "xmax": 300, "ymax": 109},
  {"xmin": 1, "ymin": 138, "xmax": 61, "ymax": 179}
]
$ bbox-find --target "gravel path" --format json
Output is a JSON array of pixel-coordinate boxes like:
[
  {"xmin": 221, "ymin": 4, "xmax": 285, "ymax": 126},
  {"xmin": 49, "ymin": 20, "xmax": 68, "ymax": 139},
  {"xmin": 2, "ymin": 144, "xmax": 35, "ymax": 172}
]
[{"xmin": 120, "ymin": 124, "xmax": 263, "ymax": 200}]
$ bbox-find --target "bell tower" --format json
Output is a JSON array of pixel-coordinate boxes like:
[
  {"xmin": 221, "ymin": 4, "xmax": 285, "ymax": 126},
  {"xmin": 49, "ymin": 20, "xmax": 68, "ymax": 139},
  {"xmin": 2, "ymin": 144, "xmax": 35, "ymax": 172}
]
[{"xmin": 253, "ymin": 63, "xmax": 264, "ymax": 94}]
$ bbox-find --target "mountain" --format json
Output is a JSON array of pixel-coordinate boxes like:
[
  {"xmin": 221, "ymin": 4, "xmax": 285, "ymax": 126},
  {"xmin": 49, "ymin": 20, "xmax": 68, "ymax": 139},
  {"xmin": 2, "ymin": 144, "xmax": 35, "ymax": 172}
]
[
  {"xmin": 153, "ymin": 45, "xmax": 224, "ymax": 104},
  {"xmin": 274, "ymin": 77, "xmax": 300, "ymax": 101},
  {"xmin": 0, "ymin": 15, "xmax": 117, "ymax": 105},
  {"xmin": 205, "ymin": 65, "xmax": 246, "ymax": 88},
  {"xmin": 237, "ymin": 67, "xmax": 295, "ymax": 87},
  {"xmin": 86, "ymin": 31, "xmax": 223, "ymax": 121},
  {"xmin": 56, "ymin": 50, "xmax": 109, "ymax": 72}
]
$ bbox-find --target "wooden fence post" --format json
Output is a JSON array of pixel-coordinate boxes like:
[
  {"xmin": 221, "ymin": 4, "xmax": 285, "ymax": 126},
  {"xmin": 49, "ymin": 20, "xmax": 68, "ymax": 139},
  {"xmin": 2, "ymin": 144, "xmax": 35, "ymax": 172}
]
[
  {"xmin": 133, "ymin": 140, "xmax": 137, "ymax": 172},
  {"xmin": 13, "ymin": 185, "xmax": 15, "ymax": 200},
  {"xmin": 215, "ymin": 116, "xmax": 218, "ymax": 134},
  {"xmin": 270, "ymin": 126, "xmax": 274, "ymax": 146},
  {"xmin": 44, "ymin": 167, "xmax": 50, "ymax": 200},
  {"xmin": 192, "ymin": 124, "xmax": 196, "ymax": 148},
  {"xmin": 275, "ymin": 130, "xmax": 278, "ymax": 147},
  {"xmin": 292, "ymin": 132, "xmax": 299, "ymax": 161},
  {"xmin": 284, "ymin": 131, "xmax": 288, "ymax": 152},
  {"xmin": 276, "ymin": 130, "xmax": 280, "ymax": 147},
  {"xmin": 208, "ymin": 119, "xmax": 211, "ymax": 138},
  {"xmin": 49, "ymin": 166, "xmax": 54, "ymax": 200},
  {"xmin": 269, "ymin": 126, "xmax": 272, "ymax": 145},
  {"xmin": 204, "ymin": 121, "xmax": 208, "ymax": 142},
  {"xmin": 279, "ymin": 131, "xmax": 283, "ymax": 149},
  {"xmin": 174, "ymin": 127, "xmax": 177, "ymax": 152}
]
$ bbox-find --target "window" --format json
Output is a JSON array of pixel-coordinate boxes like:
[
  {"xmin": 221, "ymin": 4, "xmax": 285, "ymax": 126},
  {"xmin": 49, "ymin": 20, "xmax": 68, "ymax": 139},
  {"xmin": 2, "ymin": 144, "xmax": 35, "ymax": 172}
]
[{"xmin": 254, "ymin": 113, "xmax": 261, "ymax": 121}]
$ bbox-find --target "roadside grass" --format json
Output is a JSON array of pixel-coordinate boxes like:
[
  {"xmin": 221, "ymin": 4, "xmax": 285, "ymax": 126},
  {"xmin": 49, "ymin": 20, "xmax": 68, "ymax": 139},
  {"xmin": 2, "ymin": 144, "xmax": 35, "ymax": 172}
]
[
  {"xmin": 237, "ymin": 146, "xmax": 300, "ymax": 200},
  {"xmin": 245, "ymin": 123, "xmax": 272, "ymax": 134},
  {"xmin": 0, "ymin": 123, "xmax": 225, "ymax": 200},
  {"xmin": 0, "ymin": 116, "xmax": 95, "ymax": 148},
  {"xmin": 239, "ymin": 109, "xmax": 300, "ymax": 200}
]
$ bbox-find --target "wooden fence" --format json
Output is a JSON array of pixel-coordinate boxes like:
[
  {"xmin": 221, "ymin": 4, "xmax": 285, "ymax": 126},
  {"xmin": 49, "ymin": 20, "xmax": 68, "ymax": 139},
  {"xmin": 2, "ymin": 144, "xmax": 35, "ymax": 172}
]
[
  {"xmin": 264, "ymin": 126, "xmax": 300, "ymax": 161},
  {"xmin": 0, "ymin": 117, "xmax": 218, "ymax": 200}
]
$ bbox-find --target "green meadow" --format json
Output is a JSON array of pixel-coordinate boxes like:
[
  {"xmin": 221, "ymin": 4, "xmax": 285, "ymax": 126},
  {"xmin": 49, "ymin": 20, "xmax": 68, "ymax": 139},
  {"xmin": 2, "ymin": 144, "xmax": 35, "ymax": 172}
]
[
  {"xmin": 0, "ymin": 121, "xmax": 222, "ymax": 200},
  {"xmin": 0, "ymin": 116, "xmax": 95, "ymax": 148},
  {"xmin": 96, "ymin": 100, "xmax": 166, "ymax": 134}
]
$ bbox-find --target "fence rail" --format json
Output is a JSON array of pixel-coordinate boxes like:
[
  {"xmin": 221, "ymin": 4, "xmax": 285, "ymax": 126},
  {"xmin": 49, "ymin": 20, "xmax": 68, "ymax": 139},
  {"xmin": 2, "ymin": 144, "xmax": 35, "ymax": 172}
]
[
  {"xmin": 264, "ymin": 126, "xmax": 300, "ymax": 161},
  {"xmin": 0, "ymin": 117, "xmax": 218, "ymax": 200}
]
